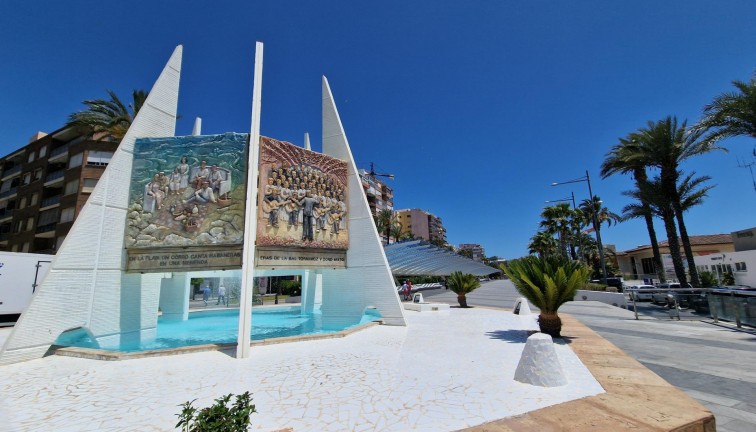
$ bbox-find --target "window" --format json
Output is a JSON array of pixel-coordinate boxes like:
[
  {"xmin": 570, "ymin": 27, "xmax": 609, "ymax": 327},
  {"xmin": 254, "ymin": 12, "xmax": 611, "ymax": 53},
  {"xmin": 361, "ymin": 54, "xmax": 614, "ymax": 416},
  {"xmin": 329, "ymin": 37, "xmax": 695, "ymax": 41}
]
[
  {"xmin": 33, "ymin": 168, "xmax": 42, "ymax": 181},
  {"xmin": 60, "ymin": 207, "xmax": 75, "ymax": 223},
  {"xmin": 27, "ymin": 151, "xmax": 35, "ymax": 163},
  {"xmin": 640, "ymin": 257, "xmax": 655, "ymax": 275},
  {"xmin": 26, "ymin": 217, "xmax": 34, "ymax": 231},
  {"xmin": 38, "ymin": 209, "xmax": 59, "ymax": 226},
  {"xmin": 69, "ymin": 152, "xmax": 83, "ymax": 168},
  {"xmin": 11, "ymin": 244, "xmax": 18, "ymax": 252},
  {"xmin": 81, "ymin": 178, "xmax": 98, "ymax": 193},
  {"xmin": 56, "ymin": 235, "xmax": 66, "ymax": 250},
  {"xmin": 86, "ymin": 151, "xmax": 113, "ymax": 167},
  {"xmin": 30, "ymin": 193, "xmax": 38, "ymax": 206},
  {"xmin": 19, "ymin": 197, "xmax": 27, "ymax": 209},
  {"xmin": 735, "ymin": 262, "xmax": 747, "ymax": 272},
  {"xmin": 64, "ymin": 179, "xmax": 79, "ymax": 195},
  {"xmin": 39, "ymin": 145, "xmax": 47, "ymax": 158},
  {"xmin": 23, "ymin": 172, "xmax": 31, "ymax": 185},
  {"xmin": 21, "ymin": 242, "xmax": 30, "ymax": 253}
]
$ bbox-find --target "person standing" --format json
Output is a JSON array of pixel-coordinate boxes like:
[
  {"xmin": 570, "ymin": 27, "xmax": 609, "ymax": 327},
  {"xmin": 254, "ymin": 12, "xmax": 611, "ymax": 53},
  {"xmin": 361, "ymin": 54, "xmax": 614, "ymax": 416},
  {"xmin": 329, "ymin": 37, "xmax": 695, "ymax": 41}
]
[
  {"xmin": 299, "ymin": 190, "xmax": 319, "ymax": 241},
  {"xmin": 401, "ymin": 281, "xmax": 409, "ymax": 301},
  {"xmin": 202, "ymin": 284, "xmax": 211, "ymax": 307},
  {"xmin": 216, "ymin": 283, "xmax": 227, "ymax": 306}
]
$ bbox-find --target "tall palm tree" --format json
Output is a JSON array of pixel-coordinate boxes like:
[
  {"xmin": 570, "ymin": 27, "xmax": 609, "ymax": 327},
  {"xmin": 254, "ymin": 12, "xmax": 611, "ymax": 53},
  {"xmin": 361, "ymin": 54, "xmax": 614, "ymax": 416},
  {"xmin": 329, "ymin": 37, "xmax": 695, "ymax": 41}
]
[
  {"xmin": 528, "ymin": 231, "xmax": 558, "ymax": 257},
  {"xmin": 65, "ymin": 89, "xmax": 149, "ymax": 142},
  {"xmin": 601, "ymin": 136, "xmax": 665, "ymax": 282},
  {"xmin": 539, "ymin": 203, "xmax": 575, "ymax": 259},
  {"xmin": 622, "ymin": 177, "xmax": 687, "ymax": 283},
  {"xmin": 631, "ymin": 116, "xmax": 726, "ymax": 286},
  {"xmin": 697, "ymin": 73, "xmax": 756, "ymax": 144}
]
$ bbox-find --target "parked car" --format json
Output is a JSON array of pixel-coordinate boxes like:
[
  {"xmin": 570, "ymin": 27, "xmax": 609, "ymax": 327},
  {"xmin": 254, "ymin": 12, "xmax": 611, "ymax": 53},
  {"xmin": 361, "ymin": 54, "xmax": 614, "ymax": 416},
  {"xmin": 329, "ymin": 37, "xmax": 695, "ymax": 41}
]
[
  {"xmin": 627, "ymin": 284, "xmax": 655, "ymax": 301},
  {"xmin": 652, "ymin": 282, "xmax": 681, "ymax": 304}
]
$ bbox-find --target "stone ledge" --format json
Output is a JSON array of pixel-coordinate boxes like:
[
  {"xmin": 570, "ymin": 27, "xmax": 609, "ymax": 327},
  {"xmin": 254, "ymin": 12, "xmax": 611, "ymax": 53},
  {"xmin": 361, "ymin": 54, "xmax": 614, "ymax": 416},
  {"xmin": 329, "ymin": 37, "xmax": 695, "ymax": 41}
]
[{"xmin": 460, "ymin": 312, "xmax": 716, "ymax": 432}]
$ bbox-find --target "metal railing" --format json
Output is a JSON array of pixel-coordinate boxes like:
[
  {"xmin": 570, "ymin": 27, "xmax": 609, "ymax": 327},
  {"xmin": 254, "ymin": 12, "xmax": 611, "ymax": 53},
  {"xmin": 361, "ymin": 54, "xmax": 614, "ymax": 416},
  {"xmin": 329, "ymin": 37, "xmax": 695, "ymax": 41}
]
[
  {"xmin": 49, "ymin": 145, "xmax": 69, "ymax": 158},
  {"xmin": 44, "ymin": 170, "xmax": 65, "ymax": 183},
  {"xmin": 0, "ymin": 187, "xmax": 18, "ymax": 199},
  {"xmin": 40, "ymin": 195, "xmax": 61, "ymax": 208},
  {"xmin": 1, "ymin": 165, "xmax": 22, "ymax": 178},
  {"xmin": 708, "ymin": 289, "xmax": 756, "ymax": 328}
]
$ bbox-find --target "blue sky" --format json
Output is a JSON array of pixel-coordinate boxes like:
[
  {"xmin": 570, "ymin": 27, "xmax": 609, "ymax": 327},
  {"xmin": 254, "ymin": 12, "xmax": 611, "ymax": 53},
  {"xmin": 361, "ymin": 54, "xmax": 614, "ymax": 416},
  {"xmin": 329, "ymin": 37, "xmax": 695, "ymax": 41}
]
[{"xmin": 1, "ymin": 1, "xmax": 754, "ymax": 259}]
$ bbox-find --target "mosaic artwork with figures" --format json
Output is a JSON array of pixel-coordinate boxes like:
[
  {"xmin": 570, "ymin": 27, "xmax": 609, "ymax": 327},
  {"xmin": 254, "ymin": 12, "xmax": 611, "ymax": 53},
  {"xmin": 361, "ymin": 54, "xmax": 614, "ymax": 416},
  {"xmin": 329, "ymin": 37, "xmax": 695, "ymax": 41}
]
[
  {"xmin": 257, "ymin": 136, "xmax": 349, "ymax": 250},
  {"xmin": 124, "ymin": 133, "xmax": 248, "ymax": 249}
]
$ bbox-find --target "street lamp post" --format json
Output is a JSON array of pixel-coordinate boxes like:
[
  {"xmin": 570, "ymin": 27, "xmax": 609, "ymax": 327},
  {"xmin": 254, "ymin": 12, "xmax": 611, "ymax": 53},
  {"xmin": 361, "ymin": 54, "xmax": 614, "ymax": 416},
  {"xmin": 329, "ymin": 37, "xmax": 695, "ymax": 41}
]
[
  {"xmin": 552, "ymin": 170, "xmax": 608, "ymax": 283},
  {"xmin": 544, "ymin": 191, "xmax": 576, "ymax": 209}
]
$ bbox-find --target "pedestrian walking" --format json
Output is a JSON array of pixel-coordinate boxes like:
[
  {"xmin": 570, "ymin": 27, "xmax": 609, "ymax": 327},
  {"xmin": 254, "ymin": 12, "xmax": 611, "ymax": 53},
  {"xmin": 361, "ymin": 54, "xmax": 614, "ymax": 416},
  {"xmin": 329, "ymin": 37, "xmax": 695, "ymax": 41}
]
[
  {"xmin": 202, "ymin": 284, "xmax": 211, "ymax": 306},
  {"xmin": 401, "ymin": 281, "xmax": 410, "ymax": 301},
  {"xmin": 216, "ymin": 283, "xmax": 228, "ymax": 306}
]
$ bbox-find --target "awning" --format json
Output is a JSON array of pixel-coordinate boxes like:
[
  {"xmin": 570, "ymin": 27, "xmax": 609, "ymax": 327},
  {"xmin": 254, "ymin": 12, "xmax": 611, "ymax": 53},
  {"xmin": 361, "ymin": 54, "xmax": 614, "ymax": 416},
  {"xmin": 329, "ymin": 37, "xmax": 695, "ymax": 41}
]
[{"xmin": 384, "ymin": 240, "xmax": 500, "ymax": 276}]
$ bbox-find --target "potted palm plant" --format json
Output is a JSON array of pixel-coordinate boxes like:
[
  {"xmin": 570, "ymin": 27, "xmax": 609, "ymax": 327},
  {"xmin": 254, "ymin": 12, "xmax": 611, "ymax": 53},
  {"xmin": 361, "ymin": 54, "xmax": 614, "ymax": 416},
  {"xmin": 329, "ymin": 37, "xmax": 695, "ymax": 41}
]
[
  {"xmin": 501, "ymin": 255, "xmax": 590, "ymax": 337},
  {"xmin": 446, "ymin": 271, "xmax": 481, "ymax": 308}
]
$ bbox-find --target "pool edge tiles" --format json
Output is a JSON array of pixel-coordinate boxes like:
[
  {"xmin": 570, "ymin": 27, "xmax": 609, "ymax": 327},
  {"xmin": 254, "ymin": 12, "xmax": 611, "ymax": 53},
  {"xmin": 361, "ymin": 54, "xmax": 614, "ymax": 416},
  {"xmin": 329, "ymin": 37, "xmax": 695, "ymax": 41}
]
[{"xmin": 48, "ymin": 321, "xmax": 381, "ymax": 361}]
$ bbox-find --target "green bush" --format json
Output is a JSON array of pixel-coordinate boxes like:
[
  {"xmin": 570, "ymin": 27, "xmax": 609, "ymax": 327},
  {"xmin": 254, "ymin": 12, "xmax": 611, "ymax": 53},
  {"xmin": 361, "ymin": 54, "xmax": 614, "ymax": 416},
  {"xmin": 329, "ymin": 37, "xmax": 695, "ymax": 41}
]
[
  {"xmin": 176, "ymin": 392, "xmax": 255, "ymax": 432},
  {"xmin": 582, "ymin": 283, "xmax": 608, "ymax": 291},
  {"xmin": 278, "ymin": 280, "xmax": 301, "ymax": 296}
]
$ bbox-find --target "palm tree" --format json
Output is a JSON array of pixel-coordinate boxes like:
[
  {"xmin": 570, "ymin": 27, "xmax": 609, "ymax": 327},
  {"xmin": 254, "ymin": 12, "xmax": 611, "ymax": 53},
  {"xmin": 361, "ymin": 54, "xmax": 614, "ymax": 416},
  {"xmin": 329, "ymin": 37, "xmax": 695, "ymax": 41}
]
[
  {"xmin": 630, "ymin": 116, "xmax": 726, "ymax": 286},
  {"xmin": 374, "ymin": 209, "xmax": 400, "ymax": 244},
  {"xmin": 601, "ymin": 136, "xmax": 665, "ymax": 282},
  {"xmin": 539, "ymin": 203, "xmax": 575, "ymax": 259},
  {"xmin": 446, "ymin": 271, "xmax": 481, "ymax": 308},
  {"xmin": 697, "ymin": 72, "xmax": 756, "ymax": 144},
  {"xmin": 501, "ymin": 255, "xmax": 590, "ymax": 337},
  {"xmin": 622, "ymin": 176, "xmax": 687, "ymax": 283},
  {"xmin": 528, "ymin": 231, "xmax": 558, "ymax": 257},
  {"xmin": 65, "ymin": 89, "xmax": 149, "ymax": 142}
]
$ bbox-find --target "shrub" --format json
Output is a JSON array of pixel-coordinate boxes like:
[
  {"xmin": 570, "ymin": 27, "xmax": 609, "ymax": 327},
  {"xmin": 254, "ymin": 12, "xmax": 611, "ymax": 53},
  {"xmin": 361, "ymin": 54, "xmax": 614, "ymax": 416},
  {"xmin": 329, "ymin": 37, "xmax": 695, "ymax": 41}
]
[
  {"xmin": 501, "ymin": 255, "xmax": 590, "ymax": 337},
  {"xmin": 176, "ymin": 392, "xmax": 255, "ymax": 432},
  {"xmin": 446, "ymin": 271, "xmax": 481, "ymax": 308},
  {"xmin": 278, "ymin": 280, "xmax": 301, "ymax": 296},
  {"xmin": 582, "ymin": 283, "xmax": 608, "ymax": 291}
]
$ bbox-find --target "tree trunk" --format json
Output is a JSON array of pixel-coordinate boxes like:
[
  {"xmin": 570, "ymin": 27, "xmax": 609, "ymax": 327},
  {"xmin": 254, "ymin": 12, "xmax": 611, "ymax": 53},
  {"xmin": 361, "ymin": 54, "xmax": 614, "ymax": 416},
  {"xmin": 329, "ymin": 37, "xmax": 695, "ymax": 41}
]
[
  {"xmin": 538, "ymin": 312, "xmax": 562, "ymax": 338},
  {"xmin": 673, "ymin": 206, "xmax": 700, "ymax": 287},
  {"xmin": 660, "ymin": 206, "xmax": 688, "ymax": 285},
  {"xmin": 633, "ymin": 169, "xmax": 666, "ymax": 283},
  {"xmin": 457, "ymin": 294, "xmax": 468, "ymax": 308},
  {"xmin": 643, "ymin": 207, "xmax": 666, "ymax": 282}
]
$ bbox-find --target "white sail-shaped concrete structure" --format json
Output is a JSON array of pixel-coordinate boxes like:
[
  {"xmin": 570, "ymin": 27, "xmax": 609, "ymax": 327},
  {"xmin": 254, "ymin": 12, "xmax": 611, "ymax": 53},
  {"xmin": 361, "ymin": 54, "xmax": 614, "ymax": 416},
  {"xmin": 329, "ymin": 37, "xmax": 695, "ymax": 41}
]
[{"xmin": 0, "ymin": 46, "xmax": 183, "ymax": 365}]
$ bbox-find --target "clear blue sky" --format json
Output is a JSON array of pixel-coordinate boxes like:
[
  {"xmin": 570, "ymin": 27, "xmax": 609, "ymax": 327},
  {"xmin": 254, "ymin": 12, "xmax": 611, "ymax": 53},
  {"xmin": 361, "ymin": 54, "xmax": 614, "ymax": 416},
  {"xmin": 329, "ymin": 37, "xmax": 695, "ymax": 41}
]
[{"xmin": 1, "ymin": 1, "xmax": 754, "ymax": 259}]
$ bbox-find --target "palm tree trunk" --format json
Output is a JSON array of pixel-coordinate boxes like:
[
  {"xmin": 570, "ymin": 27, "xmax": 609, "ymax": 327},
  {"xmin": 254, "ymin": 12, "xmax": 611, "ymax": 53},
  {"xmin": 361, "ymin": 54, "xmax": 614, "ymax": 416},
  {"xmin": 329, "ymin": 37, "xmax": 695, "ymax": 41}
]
[
  {"xmin": 660, "ymin": 206, "xmax": 688, "ymax": 285},
  {"xmin": 634, "ymin": 170, "xmax": 666, "ymax": 282},
  {"xmin": 673, "ymin": 205, "xmax": 700, "ymax": 287},
  {"xmin": 643, "ymin": 207, "xmax": 666, "ymax": 282},
  {"xmin": 538, "ymin": 312, "xmax": 562, "ymax": 338},
  {"xmin": 457, "ymin": 294, "xmax": 468, "ymax": 308}
]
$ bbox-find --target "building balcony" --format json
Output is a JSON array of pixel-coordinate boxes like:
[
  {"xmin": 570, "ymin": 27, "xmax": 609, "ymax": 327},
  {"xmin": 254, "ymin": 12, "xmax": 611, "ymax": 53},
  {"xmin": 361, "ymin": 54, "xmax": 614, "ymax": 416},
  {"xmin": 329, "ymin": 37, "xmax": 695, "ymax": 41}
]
[
  {"xmin": 48, "ymin": 145, "xmax": 69, "ymax": 162},
  {"xmin": 1, "ymin": 165, "xmax": 22, "ymax": 181},
  {"xmin": 44, "ymin": 170, "xmax": 65, "ymax": 186},
  {"xmin": 40, "ymin": 195, "xmax": 62, "ymax": 210},
  {"xmin": 35, "ymin": 223, "xmax": 57, "ymax": 238},
  {"xmin": 0, "ymin": 208, "xmax": 13, "ymax": 222},
  {"xmin": 0, "ymin": 232, "xmax": 9, "ymax": 242},
  {"xmin": 0, "ymin": 187, "xmax": 19, "ymax": 200}
]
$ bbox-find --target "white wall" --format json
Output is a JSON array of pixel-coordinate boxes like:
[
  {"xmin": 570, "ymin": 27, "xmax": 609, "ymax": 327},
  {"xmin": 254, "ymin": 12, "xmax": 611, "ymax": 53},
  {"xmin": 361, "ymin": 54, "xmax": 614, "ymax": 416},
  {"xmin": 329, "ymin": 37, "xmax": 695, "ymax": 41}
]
[{"xmin": 695, "ymin": 250, "xmax": 756, "ymax": 288}]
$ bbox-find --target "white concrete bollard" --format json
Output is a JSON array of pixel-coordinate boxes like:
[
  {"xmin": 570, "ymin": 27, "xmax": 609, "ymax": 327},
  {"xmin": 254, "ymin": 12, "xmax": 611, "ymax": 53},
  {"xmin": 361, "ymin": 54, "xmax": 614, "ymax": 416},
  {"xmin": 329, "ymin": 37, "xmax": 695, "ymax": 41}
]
[
  {"xmin": 513, "ymin": 333, "xmax": 567, "ymax": 387},
  {"xmin": 512, "ymin": 297, "xmax": 532, "ymax": 315},
  {"xmin": 413, "ymin": 293, "xmax": 424, "ymax": 303}
]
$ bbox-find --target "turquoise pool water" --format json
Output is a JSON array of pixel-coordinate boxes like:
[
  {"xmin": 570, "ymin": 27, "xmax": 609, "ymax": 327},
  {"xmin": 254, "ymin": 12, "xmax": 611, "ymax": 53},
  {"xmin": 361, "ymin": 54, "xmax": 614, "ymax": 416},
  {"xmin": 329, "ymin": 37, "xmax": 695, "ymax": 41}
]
[{"xmin": 54, "ymin": 306, "xmax": 381, "ymax": 352}]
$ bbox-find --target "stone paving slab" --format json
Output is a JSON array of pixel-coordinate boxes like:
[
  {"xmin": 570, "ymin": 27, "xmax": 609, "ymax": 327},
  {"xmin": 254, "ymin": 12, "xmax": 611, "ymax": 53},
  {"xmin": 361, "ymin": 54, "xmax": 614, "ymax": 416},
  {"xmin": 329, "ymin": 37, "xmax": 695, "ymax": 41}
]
[
  {"xmin": 462, "ymin": 313, "xmax": 715, "ymax": 432},
  {"xmin": 0, "ymin": 308, "xmax": 602, "ymax": 432}
]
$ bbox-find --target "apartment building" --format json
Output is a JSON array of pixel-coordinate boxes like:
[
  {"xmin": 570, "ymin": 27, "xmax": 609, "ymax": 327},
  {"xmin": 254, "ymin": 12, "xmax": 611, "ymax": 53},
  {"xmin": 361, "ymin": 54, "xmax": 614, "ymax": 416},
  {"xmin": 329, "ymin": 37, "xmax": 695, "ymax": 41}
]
[
  {"xmin": 0, "ymin": 127, "xmax": 116, "ymax": 253},
  {"xmin": 396, "ymin": 208, "xmax": 447, "ymax": 244},
  {"xmin": 358, "ymin": 168, "xmax": 393, "ymax": 216},
  {"xmin": 459, "ymin": 243, "xmax": 485, "ymax": 261}
]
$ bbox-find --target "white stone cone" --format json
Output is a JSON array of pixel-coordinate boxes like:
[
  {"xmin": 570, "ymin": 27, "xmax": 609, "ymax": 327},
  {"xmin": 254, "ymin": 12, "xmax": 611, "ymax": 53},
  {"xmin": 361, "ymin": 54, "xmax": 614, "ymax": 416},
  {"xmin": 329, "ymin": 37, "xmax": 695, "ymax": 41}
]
[
  {"xmin": 513, "ymin": 333, "xmax": 568, "ymax": 387},
  {"xmin": 513, "ymin": 297, "xmax": 532, "ymax": 315}
]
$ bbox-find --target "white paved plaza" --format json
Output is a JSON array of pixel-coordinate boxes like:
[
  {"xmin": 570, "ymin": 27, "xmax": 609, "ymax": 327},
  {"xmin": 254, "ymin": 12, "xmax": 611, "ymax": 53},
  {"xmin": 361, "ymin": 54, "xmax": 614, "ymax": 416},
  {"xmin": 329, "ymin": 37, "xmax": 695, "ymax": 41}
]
[{"xmin": 0, "ymin": 308, "xmax": 603, "ymax": 432}]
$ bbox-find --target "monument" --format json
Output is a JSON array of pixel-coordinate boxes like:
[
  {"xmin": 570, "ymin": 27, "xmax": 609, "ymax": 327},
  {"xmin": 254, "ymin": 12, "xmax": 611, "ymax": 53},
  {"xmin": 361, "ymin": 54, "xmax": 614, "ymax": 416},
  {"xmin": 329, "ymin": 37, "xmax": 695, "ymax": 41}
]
[{"xmin": 0, "ymin": 43, "xmax": 405, "ymax": 365}]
